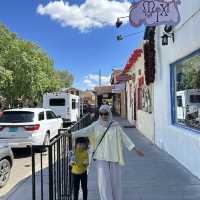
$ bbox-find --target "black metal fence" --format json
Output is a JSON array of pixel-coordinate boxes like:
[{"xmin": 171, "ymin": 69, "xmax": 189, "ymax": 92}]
[{"xmin": 31, "ymin": 113, "xmax": 95, "ymax": 200}]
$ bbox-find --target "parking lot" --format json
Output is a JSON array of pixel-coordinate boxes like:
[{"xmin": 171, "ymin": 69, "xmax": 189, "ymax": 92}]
[{"xmin": 0, "ymin": 148, "xmax": 48, "ymax": 198}]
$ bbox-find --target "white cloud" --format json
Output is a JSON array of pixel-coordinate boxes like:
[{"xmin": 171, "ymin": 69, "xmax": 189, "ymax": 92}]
[
  {"xmin": 83, "ymin": 79, "xmax": 92, "ymax": 84},
  {"xmin": 86, "ymin": 74, "xmax": 99, "ymax": 81},
  {"xmin": 83, "ymin": 73, "xmax": 111, "ymax": 89},
  {"xmin": 37, "ymin": 0, "xmax": 130, "ymax": 32},
  {"xmin": 101, "ymin": 75, "xmax": 111, "ymax": 84}
]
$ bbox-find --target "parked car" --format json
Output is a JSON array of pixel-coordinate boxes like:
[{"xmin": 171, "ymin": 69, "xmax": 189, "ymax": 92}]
[
  {"xmin": 0, "ymin": 144, "xmax": 13, "ymax": 188},
  {"xmin": 0, "ymin": 108, "xmax": 63, "ymax": 148}
]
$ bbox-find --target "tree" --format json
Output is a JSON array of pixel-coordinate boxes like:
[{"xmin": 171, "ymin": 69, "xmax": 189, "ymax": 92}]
[
  {"xmin": 0, "ymin": 23, "xmax": 74, "ymax": 107},
  {"xmin": 55, "ymin": 69, "xmax": 74, "ymax": 88}
]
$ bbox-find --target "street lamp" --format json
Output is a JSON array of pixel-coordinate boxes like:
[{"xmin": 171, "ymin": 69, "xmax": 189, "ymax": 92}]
[
  {"xmin": 161, "ymin": 25, "xmax": 175, "ymax": 46},
  {"xmin": 116, "ymin": 35, "xmax": 124, "ymax": 41},
  {"xmin": 115, "ymin": 16, "xmax": 129, "ymax": 28},
  {"xmin": 116, "ymin": 31, "xmax": 144, "ymax": 41},
  {"xmin": 115, "ymin": 15, "xmax": 144, "ymax": 41}
]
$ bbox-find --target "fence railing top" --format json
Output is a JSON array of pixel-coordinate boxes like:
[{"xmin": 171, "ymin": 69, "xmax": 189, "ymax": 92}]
[{"xmin": 69, "ymin": 113, "xmax": 89, "ymax": 130}]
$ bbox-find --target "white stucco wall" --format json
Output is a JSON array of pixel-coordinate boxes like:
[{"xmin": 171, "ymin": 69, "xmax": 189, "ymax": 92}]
[
  {"xmin": 126, "ymin": 81, "xmax": 132, "ymax": 123},
  {"xmin": 126, "ymin": 53, "xmax": 155, "ymax": 141},
  {"xmin": 154, "ymin": 0, "xmax": 200, "ymax": 178},
  {"xmin": 137, "ymin": 110, "xmax": 155, "ymax": 142},
  {"xmin": 126, "ymin": 81, "xmax": 135, "ymax": 125}
]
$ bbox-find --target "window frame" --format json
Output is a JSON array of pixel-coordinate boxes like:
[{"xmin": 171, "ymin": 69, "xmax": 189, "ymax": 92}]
[
  {"xmin": 170, "ymin": 48, "xmax": 200, "ymax": 133},
  {"xmin": 176, "ymin": 96, "xmax": 183, "ymax": 107},
  {"xmin": 50, "ymin": 111, "xmax": 57, "ymax": 119},
  {"xmin": 46, "ymin": 111, "xmax": 56, "ymax": 120},
  {"xmin": 0, "ymin": 111, "xmax": 34, "ymax": 123},
  {"xmin": 49, "ymin": 98, "xmax": 65, "ymax": 106},
  {"xmin": 38, "ymin": 112, "xmax": 45, "ymax": 121},
  {"xmin": 190, "ymin": 95, "xmax": 200, "ymax": 103},
  {"xmin": 72, "ymin": 99, "xmax": 76, "ymax": 110}
]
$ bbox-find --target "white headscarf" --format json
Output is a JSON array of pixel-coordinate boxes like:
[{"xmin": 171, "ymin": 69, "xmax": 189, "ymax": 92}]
[{"xmin": 98, "ymin": 104, "xmax": 113, "ymax": 127}]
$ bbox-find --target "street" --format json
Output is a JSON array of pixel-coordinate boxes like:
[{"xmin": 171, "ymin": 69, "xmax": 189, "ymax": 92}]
[{"xmin": 0, "ymin": 148, "xmax": 48, "ymax": 198}]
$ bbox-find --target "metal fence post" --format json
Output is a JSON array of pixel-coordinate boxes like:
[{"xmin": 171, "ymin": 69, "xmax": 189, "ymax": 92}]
[
  {"xmin": 32, "ymin": 147, "xmax": 36, "ymax": 200},
  {"xmin": 31, "ymin": 114, "xmax": 95, "ymax": 200},
  {"xmin": 48, "ymin": 146, "xmax": 53, "ymax": 200}
]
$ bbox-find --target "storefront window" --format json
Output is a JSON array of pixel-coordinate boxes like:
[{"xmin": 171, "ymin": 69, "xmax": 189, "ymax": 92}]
[{"xmin": 172, "ymin": 50, "xmax": 200, "ymax": 131}]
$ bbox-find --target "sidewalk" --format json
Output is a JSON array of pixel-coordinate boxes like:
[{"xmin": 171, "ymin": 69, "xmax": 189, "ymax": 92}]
[
  {"xmin": 87, "ymin": 117, "xmax": 200, "ymax": 200},
  {"xmin": 2, "ymin": 116, "xmax": 200, "ymax": 200}
]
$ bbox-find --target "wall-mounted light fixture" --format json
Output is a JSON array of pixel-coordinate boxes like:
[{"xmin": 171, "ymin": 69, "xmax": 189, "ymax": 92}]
[
  {"xmin": 115, "ymin": 15, "xmax": 143, "ymax": 41},
  {"xmin": 116, "ymin": 35, "xmax": 124, "ymax": 41},
  {"xmin": 161, "ymin": 25, "xmax": 175, "ymax": 45},
  {"xmin": 116, "ymin": 31, "xmax": 144, "ymax": 41},
  {"xmin": 115, "ymin": 16, "xmax": 129, "ymax": 28}
]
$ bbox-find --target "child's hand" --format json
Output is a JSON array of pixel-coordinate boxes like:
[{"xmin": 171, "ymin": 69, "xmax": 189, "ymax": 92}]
[
  {"xmin": 69, "ymin": 161, "xmax": 76, "ymax": 166},
  {"xmin": 134, "ymin": 148, "xmax": 144, "ymax": 157},
  {"xmin": 83, "ymin": 160, "xmax": 89, "ymax": 165}
]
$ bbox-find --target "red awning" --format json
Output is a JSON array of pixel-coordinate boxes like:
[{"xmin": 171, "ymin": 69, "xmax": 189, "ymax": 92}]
[{"xmin": 123, "ymin": 48, "xmax": 143, "ymax": 73}]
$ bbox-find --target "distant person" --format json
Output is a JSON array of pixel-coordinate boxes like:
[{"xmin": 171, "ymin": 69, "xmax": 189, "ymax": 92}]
[
  {"xmin": 85, "ymin": 101, "xmax": 92, "ymax": 114},
  {"xmin": 33, "ymin": 101, "xmax": 38, "ymax": 108},
  {"xmin": 0, "ymin": 103, "xmax": 2, "ymax": 117},
  {"xmin": 0, "ymin": 112, "xmax": 3, "ymax": 118},
  {"xmin": 84, "ymin": 101, "xmax": 96, "ymax": 120}
]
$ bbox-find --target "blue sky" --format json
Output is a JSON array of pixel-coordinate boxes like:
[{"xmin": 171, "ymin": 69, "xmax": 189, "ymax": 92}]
[{"xmin": 0, "ymin": 0, "xmax": 144, "ymax": 90}]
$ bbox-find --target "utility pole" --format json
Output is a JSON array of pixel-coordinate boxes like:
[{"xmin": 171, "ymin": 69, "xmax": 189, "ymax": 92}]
[{"xmin": 99, "ymin": 69, "xmax": 101, "ymax": 86}]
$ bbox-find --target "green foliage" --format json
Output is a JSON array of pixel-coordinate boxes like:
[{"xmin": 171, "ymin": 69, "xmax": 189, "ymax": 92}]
[
  {"xmin": 0, "ymin": 23, "xmax": 73, "ymax": 106},
  {"xmin": 55, "ymin": 69, "xmax": 74, "ymax": 88},
  {"xmin": 176, "ymin": 54, "xmax": 200, "ymax": 91}
]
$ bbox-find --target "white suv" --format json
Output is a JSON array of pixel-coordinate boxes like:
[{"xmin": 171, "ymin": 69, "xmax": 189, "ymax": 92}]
[{"xmin": 0, "ymin": 108, "xmax": 63, "ymax": 148}]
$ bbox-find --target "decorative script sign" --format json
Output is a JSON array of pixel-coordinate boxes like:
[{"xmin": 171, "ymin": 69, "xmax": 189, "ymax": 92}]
[{"xmin": 129, "ymin": 0, "xmax": 181, "ymax": 27}]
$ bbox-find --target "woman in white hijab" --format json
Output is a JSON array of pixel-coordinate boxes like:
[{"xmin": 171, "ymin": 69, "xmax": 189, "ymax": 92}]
[{"xmin": 72, "ymin": 104, "xmax": 144, "ymax": 200}]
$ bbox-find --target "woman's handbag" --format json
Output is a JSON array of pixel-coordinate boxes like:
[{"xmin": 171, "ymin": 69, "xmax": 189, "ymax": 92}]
[{"xmin": 92, "ymin": 121, "xmax": 113, "ymax": 161}]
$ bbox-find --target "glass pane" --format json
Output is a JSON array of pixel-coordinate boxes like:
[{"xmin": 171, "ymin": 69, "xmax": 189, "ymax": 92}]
[
  {"xmin": 174, "ymin": 51, "xmax": 200, "ymax": 130},
  {"xmin": 49, "ymin": 98, "xmax": 65, "ymax": 106},
  {"xmin": 0, "ymin": 111, "xmax": 34, "ymax": 123},
  {"xmin": 46, "ymin": 111, "xmax": 53, "ymax": 119},
  {"xmin": 38, "ymin": 112, "xmax": 44, "ymax": 121},
  {"xmin": 72, "ymin": 99, "xmax": 76, "ymax": 110},
  {"xmin": 50, "ymin": 111, "xmax": 57, "ymax": 119}
]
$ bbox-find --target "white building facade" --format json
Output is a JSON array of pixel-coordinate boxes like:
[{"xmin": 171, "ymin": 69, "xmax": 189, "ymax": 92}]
[
  {"xmin": 154, "ymin": 0, "xmax": 200, "ymax": 178},
  {"xmin": 125, "ymin": 49, "xmax": 155, "ymax": 142}
]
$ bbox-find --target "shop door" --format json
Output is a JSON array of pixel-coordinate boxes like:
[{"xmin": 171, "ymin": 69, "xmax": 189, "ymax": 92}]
[{"xmin": 134, "ymin": 90, "xmax": 137, "ymax": 121}]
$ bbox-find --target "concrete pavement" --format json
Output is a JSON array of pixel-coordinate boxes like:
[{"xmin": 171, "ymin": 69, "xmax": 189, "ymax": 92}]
[
  {"xmin": 2, "ymin": 116, "xmax": 200, "ymax": 200},
  {"xmin": 0, "ymin": 149, "xmax": 48, "ymax": 199},
  {"xmin": 87, "ymin": 117, "xmax": 200, "ymax": 200}
]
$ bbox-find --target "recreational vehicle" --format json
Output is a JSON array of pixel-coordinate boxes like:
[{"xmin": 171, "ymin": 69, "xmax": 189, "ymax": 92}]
[
  {"xmin": 176, "ymin": 89, "xmax": 200, "ymax": 121},
  {"xmin": 43, "ymin": 92, "xmax": 80, "ymax": 126}
]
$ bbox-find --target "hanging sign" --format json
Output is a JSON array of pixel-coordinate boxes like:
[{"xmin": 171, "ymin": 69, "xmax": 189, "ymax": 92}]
[
  {"xmin": 116, "ymin": 74, "xmax": 132, "ymax": 82},
  {"xmin": 129, "ymin": 0, "xmax": 181, "ymax": 27},
  {"xmin": 112, "ymin": 83, "xmax": 125, "ymax": 93}
]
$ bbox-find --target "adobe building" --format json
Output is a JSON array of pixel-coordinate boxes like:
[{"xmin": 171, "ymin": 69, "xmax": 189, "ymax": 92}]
[
  {"xmin": 94, "ymin": 85, "xmax": 112, "ymax": 108},
  {"xmin": 82, "ymin": 90, "xmax": 96, "ymax": 105}
]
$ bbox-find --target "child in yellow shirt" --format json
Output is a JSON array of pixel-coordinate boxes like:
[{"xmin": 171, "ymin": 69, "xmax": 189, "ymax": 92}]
[{"xmin": 70, "ymin": 137, "xmax": 89, "ymax": 200}]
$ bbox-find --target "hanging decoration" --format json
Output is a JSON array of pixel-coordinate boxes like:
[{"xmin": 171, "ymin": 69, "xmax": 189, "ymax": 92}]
[
  {"xmin": 123, "ymin": 49, "xmax": 143, "ymax": 73},
  {"xmin": 143, "ymin": 27, "xmax": 156, "ymax": 85},
  {"xmin": 142, "ymin": 86, "xmax": 152, "ymax": 113}
]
